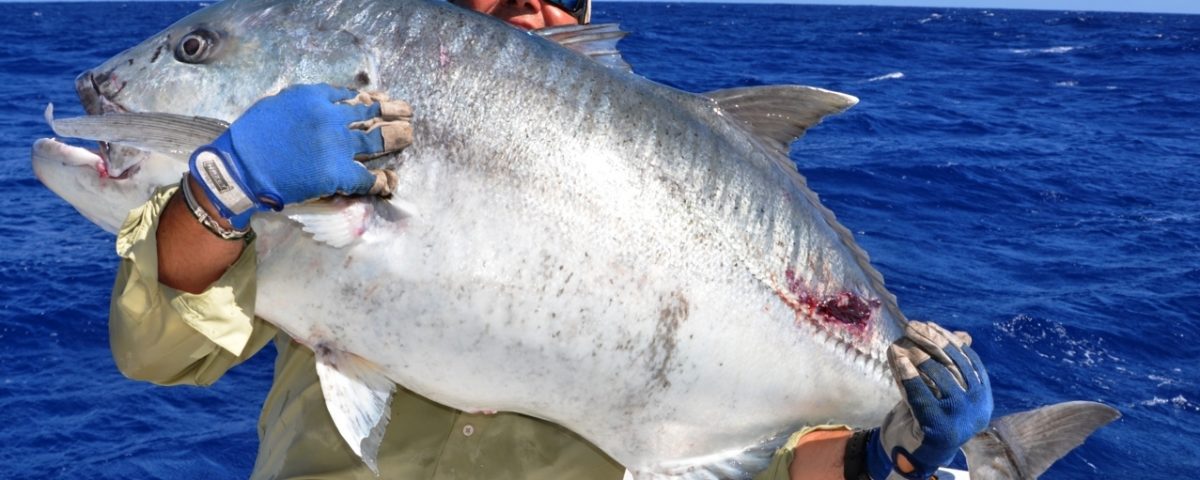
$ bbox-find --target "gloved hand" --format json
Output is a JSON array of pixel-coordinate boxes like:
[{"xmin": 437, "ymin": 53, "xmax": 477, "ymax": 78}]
[
  {"xmin": 189, "ymin": 84, "xmax": 413, "ymax": 229},
  {"xmin": 866, "ymin": 321, "xmax": 993, "ymax": 480}
]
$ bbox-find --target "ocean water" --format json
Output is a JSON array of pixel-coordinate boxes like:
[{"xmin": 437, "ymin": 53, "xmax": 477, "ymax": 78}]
[{"xmin": 1, "ymin": 1, "xmax": 1197, "ymax": 478}]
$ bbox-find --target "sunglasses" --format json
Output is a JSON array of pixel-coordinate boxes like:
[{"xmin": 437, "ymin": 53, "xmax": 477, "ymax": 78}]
[{"xmin": 544, "ymin": 0, "xmax": 590, "ymax": 22}]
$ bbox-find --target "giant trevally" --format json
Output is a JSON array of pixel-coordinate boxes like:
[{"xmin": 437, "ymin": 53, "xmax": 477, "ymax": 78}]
[{"xmin": 31, "ymin": 0, "xmax": 1118, "ymax": 478}]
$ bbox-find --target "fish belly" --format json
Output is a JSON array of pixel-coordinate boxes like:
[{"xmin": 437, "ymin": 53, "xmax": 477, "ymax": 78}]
[{"xmin": 250, "ymin": 149, "xmax": 897, "ymax": 470}]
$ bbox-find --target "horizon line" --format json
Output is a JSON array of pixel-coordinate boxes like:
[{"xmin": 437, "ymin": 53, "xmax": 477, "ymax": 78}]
[{"xmin": 0, "ymin": 0, "xmax": 1196, "ymax": 15}]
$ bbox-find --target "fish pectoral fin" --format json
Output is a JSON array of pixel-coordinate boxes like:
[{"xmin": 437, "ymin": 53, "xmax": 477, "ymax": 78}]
[
  {"xmin": 313, "ymin": 346, "xmax": 396, "ymax": 474},
  {"xmin": 44, "ymin": 103, "xmax": 229, "ymax": 160},
  {"xmin": 285, "ymin": 196, "xmax": 411, "ymax": 248},
  {"xmin": 962, "ymin": 401, "xmax": 1121, "ymax": 479},
  {"xmin": 705, "ymin": 86, "xmax": 859, "ymax": 161},
  {"xmin": 532, "ymin": 23, "xmax": 632, "ymax": 73}
]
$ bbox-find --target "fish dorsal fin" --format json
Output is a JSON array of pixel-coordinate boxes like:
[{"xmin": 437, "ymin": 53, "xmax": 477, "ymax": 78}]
[
  {"xmin": 705, "ymin": 86, "xmax": 858, "ymax": 160},
  {"xmin": 533, "ymin": 23, "xmax": 631, "ymax": 73},
  {"xmin": 313, "ymin": 345, "xmax": 395, "ymax": 474},
  {"xmin": 705, "ymin": 86, "xmax": 906, "ymax": 328}
]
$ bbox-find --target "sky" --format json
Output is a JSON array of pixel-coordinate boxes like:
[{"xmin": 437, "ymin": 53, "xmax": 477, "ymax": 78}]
[
  {"xmin": 760, "ymin": 1, "xmax": 1198, "ymax": 15},
  {"xmin": 1, "ymin": 0, "xmax": 1196, "ymax": 15},
  {"xmin": 618, "ymin": 0, "xmax": 1200, "ymax": 15}
]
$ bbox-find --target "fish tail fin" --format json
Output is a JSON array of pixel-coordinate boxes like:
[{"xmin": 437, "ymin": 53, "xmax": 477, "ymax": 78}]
[{"xmin": 962, "ymin": 401, "xmax": 1120, "ymax": 479}]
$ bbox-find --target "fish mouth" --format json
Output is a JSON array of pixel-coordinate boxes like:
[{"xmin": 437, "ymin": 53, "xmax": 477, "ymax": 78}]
[{"xmin": 74, "ymin": 70, "xmax": 142, "ymax": 180}]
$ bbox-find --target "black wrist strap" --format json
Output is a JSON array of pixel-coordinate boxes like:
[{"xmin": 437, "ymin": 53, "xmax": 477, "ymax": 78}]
[{"xmin": 844, "ymin": 429, "xmax": 873, "ymax": 480}]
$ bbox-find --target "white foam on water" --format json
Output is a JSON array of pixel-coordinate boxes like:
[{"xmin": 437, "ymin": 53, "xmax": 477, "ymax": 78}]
[
  {"xmin": 867, "ymin": 72, "xmax": 905, "ymax": 82},
  {"xmin": 996, "ymin": 314, "xmax": 1120, "ymax": 368},
  {"xmin": 1010, "ymin": 46, "xmax": 1079, "ymax": 54},
  {"xmin": 1056, "ymin": 80, "xmax": 1079, "ymax": 87},
  {"xmin": 1139, "ymin": 395, "xmax": 1199, "ymax": 411}
]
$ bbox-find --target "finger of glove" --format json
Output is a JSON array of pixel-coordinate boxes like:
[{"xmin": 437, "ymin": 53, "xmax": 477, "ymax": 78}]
[
  {"xmin": 905, "ymin": 321, "xmax": 967, "ymax": 389},
  {"xmin": 275, "ymin": 84, "xmax": 355, "ymax": 104},
  {"xmin": 887, "ymin": 339, "xmax": 928, "ymax": 382},
  {"xmin": 334, "ymin": 162, "xmax": 379, "ymax": 196},
  {"xmin": 346, "ymin": 128, "xmax": 386, "ymax": 158},
  {"xmin": 335, "ymin": 100, "xmax": 384, "ymax": 123},
  {"xmin": 314, "ymin": 84, "xmax": 359, "ymax": 103},
  {"xmin": 961, "ymin": 343, "xmax": 991, "ymax": 391},
  {"xmin": 890, "ymin": 335, "xmax": 941, "ymax": 398},
  {"xmin": 377, "ymin": 121, "xmax": 413, "ymax": 152},
  {"xmin": 366, "ymin": 169, "xmax": 398, "ymax": 197},
  {"xmin": 916, "ymin": 356, "xmax": 966, "ymax": 400},
  {"xmin": 888, "ymin": 343, "xmax": 927, "ymax": 402},
  {"xmin": 955, "ymin": 331, "xmax": 973, "ymax": 347},
  {"xmin": 378, "ymin": 99, "xmax": 413, "ymax": 120},
  {"xmin": 941, "ymin": 343, "xmax": 978, "ymax": 391},
  {"xmin": 348, "ymin": 119, "xmax": 413, "ymax": 153},
  {"xmin": 342, "ymin": 92, "xmax": 412, "ymax": 121},
  {"xmin": 343, "ymin": 91, "xmax": 390, "ymax": 106},
  {"xmin": 895, "ymin": 355, "xmax": 940, "ymax": 409}
]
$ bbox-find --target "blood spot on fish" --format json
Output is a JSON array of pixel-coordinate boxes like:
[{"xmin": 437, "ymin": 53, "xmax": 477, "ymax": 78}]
[
  {"xmin": 780, "ymin": 269, "xmax": 878, "ymax": 335},
  {"xmin": 355, "ymin": 71, "xmax": 370, "ymax": 86},
  {"xmin": 816, "ymin": 293, "xmax": 877, "ymax": 328}
]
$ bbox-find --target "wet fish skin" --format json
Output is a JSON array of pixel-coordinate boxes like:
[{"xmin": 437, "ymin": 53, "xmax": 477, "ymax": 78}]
[
  {"xmin": 36, "ymin": 0, "xmax": 905, "ymax": 474},
  {"xmin": 31, "ymin": 0, "xmax": 1116, "ymax": 478}
]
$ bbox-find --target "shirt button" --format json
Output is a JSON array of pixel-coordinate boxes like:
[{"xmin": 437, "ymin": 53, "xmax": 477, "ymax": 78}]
[{"xmin": 462, "ymin": 424, "xmax": 475, "ymax": 437}]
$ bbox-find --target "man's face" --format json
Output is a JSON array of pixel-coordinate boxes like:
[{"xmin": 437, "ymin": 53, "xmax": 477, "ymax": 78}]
[{"xmin": 451, "ymin": 0, "xmax": 580, "ymax": 30}]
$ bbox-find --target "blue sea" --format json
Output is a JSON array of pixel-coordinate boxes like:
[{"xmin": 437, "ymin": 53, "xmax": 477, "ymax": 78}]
[{"xmin": 0, "ymin": 1, "xmax": 1196, "ymax": 478}]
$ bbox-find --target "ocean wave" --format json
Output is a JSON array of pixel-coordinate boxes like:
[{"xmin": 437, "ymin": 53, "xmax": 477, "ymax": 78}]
[
  {"xmin": 995, "ymin": 314, "xmax": 1121, "ymax": 368},
  {"xmin": 867, "ymin": 72, "xmax": 904, "ymax": 82},
  {"xmin": 1010, "ymin": 46, "xmax": 1079, "ymax": 54},
  {"xmin": 1139, "ymin": 395, "xmax": 1200, "ymax": 412}
]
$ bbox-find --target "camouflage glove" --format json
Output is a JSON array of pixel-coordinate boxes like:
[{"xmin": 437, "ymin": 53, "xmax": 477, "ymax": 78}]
[
  {"xmin": 866, "ymin": 321, "xmax": 993, "ymax": 479},
  {"xmin": 189, "ymin": 84, "xmax": 412, "ymax": 229}
]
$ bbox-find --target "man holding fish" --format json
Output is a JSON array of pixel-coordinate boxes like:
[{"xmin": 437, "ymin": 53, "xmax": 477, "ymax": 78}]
[{"xmin": 108, "ymin": 0, "xmax": 992, "ymax": 478}]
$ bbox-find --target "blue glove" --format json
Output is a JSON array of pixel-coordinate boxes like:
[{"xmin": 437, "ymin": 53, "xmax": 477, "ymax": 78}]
[
  {"xmin": 866, "ymin": 321, "xmax": 993, "ymax": 480},
  {"xmin": 189, "ymin": 84, "xmax": 388, "ymax": 229}
]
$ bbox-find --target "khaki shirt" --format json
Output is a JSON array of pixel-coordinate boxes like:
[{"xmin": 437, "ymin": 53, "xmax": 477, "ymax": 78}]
[{"xmin": 109, "ymin": 186, "xmax": 803, "ymax": 480}]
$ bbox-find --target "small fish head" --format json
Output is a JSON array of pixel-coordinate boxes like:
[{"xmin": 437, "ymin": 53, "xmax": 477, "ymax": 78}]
[{"xmin": 31, "ymin": 138, "xmax": 182, "ymax": 233}]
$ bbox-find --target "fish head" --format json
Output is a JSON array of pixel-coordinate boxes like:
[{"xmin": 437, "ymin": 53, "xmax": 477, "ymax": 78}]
[
  {"xmin": 36, "ymin": 0, "xmax": 384, "ymax": 232},
  {"xmin": 77, "ymin": 0, "xmax": 380, "ymax": 122}
]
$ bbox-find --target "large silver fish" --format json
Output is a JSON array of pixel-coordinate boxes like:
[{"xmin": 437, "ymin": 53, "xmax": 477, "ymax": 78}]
[{"xmin": 31, "ymin": 0, "xmax": 1117, "ymax": 478}]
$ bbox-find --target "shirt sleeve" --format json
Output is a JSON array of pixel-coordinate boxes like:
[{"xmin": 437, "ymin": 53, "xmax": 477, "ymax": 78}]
[
  {"xmin": 753, "ymin": 425, "xmax": 854, "ymax": 480},
  {"xmin": 108, "ymin": 185, "xmax": 277, "ymax": 387}
]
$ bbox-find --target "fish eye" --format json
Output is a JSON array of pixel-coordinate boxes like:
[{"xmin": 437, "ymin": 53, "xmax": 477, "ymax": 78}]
[{"xmin": 175, "ymin": 29, "xmax": 220, "ymax": 64}]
